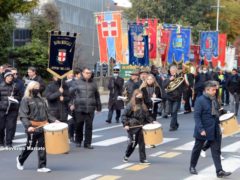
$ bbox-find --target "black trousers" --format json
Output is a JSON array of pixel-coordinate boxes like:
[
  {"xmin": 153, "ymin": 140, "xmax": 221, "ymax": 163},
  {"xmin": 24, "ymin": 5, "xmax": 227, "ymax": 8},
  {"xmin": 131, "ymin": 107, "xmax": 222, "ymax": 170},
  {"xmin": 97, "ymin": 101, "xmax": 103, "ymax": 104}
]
[
  {"xmin": 125, "ymin": 128, "xmax": 146, "ymax": 162},
  {"xmin": 18, "ymin": 132, "xmax": 46, "ymax": 168},
  {"xmin": 184, "ymin": 88, "xmax": 192, "ymax": 112},
  {"xmin": 190, "ymin": 138, "xmax": 223, "ymax": 172},
  {"xmin": 74, "ymin": 111, "xmax": 94, "ymax": 145},
  {"xmin": 0, "ymin": 110, "xmax": 18, "ymax": 145},
  {"xmin": 107, "ymin": 107, "xmax": 121, "ymax": 122}
]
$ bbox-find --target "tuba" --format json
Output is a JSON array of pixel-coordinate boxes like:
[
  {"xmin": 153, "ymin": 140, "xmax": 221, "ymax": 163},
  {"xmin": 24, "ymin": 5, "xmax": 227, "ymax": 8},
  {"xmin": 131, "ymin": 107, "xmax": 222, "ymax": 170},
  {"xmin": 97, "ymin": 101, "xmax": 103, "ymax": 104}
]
[{"xmin": 165, "ymin": 75, "xmax": 184, "ymax": 93}]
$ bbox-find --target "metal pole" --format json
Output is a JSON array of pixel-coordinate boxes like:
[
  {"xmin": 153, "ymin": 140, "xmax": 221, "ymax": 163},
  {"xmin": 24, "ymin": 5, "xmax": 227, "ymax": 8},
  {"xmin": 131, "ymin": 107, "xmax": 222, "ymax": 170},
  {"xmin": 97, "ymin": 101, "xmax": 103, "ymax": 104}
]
[{"xmin": 216, "ymin": 0, "xmax": 220, "ymax": 31}]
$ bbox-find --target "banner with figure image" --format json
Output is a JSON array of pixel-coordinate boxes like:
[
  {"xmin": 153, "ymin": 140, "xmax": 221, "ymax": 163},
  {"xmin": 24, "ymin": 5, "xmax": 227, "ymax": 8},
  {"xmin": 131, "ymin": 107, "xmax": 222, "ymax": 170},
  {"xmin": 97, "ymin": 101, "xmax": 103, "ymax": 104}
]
[{"xmin": 200, "ymin": 31, "xmax": 219, "ymax": 61}]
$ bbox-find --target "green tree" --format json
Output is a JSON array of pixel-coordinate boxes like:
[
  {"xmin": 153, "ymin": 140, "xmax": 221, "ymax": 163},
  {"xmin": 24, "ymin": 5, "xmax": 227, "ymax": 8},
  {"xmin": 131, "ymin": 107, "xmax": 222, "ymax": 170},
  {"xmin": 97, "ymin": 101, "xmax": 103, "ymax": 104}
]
[{"xmin": 0, "ymin": 0, "xmax": 38, "ymax": 21}]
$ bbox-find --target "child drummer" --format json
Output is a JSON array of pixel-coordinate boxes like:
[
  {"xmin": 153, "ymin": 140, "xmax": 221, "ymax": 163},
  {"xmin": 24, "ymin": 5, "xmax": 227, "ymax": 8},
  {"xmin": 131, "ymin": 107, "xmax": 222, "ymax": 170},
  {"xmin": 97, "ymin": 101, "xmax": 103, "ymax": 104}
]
[
  {"xmin": 122, "ymin": 89, "xmax": 158, "ymax": 164},
  {"xmin": 16, "ymin": 81, "xmax": 59, "ymax": 173}
]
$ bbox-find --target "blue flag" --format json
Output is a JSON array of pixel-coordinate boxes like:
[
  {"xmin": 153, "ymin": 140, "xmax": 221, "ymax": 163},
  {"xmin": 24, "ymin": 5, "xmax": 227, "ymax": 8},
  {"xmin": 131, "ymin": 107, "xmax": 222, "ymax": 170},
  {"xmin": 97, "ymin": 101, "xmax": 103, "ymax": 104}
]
[
  {"xmin": 200, "ymin": 31, "xmax": 218, "ymax": 61},
  {"xmin": 128, "ymin": 23, "xmax": 149, "ymax": 66},
  {"xmin": 167, "ymin": 28, "xmax": 191, "ymax": 64}
]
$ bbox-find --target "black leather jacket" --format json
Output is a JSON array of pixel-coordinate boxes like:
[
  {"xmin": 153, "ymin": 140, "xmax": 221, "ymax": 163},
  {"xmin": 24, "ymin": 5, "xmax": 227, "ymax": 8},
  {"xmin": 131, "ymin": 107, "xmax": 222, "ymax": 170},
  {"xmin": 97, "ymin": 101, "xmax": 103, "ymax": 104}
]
[{"xmin": 19, "ymin": 96, "xmax": 56, "ymax": 129}]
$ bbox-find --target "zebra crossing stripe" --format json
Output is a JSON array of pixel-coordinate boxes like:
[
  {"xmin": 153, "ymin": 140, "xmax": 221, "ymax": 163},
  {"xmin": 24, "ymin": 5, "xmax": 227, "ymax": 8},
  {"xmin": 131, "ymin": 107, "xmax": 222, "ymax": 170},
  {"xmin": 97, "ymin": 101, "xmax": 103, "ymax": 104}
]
[
  {"xmin": 159, "ymin": 152, "xmax": 182, "ymax": 158},
  {"xmin": 126, "ymin": 164, "xmax": 149, "ymax": 171},
  {"xmin": 149, "ymin": 151, "xmax": 166, "ymax": 157},
  {"xmin": 96, "ymin": 175, "xmax": 121, "ymax": 180},
  {"xmin": 112, "ymin": 163, "xmax": 134, "ymax": 169},
  {"xmin": 222, "ymin": 141, "xmax": 240, "ymax": 152},
  {"xmin": 80, "ymin": 174, "xmax": 102, "ymax": 180},
  {"xmin": 174, "ymin": 141, "xmax": 194, "ymax": 151},
  {"xmin": 184, "ymin": 156, "xmax": 240, "ymax": 180},
  {"xmin": 92, "ymin": 136, "xmax": 128, "ymax": 146}
]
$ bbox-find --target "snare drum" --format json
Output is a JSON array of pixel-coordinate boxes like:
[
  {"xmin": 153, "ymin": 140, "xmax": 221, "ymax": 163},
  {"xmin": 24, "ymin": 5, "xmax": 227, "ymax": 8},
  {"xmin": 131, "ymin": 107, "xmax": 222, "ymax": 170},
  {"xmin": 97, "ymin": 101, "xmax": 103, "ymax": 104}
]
[
  {"xmin": 43, "ymin": 122, "xmax": 70, "ymax": 154},
  {"xmin": 219, "ymin": 113, "xmax": 239, "ymax": 136},
  {"xmin": 142, "ymin": 123, "xmax": 163, "ymax": 145}
]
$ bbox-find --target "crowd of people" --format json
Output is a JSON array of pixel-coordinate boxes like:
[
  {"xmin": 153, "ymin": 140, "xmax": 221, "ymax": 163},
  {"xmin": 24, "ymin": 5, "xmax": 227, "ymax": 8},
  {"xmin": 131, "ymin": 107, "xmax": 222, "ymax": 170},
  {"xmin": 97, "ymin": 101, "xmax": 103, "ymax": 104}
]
[{"xmin": 0, "ymin": 62, "xmax": 239, "ymax": 177}]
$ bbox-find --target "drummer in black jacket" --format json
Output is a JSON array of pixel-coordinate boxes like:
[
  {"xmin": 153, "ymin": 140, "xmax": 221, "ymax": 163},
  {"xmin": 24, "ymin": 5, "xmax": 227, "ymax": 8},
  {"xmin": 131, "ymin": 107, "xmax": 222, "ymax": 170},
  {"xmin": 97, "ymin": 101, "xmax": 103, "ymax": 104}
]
[
  {"xmin": 16, "ymin": 81, "xmax": 59, "ymax": 173},
  {"xmin": 44, "ymin": 75, "xmax": 70, "ymax": 123},
  {"xmin": 122, "ymin": 89, "xmax": 158, "ymax": 164}
]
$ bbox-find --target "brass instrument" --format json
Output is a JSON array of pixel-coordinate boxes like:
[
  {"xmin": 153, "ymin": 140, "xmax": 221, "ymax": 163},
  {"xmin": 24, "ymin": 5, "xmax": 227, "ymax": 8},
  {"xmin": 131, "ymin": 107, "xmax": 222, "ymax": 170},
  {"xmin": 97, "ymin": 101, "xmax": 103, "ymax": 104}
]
[{"xmin": 165, "ymin": 76, "xmax": 184, "ymax": 93}]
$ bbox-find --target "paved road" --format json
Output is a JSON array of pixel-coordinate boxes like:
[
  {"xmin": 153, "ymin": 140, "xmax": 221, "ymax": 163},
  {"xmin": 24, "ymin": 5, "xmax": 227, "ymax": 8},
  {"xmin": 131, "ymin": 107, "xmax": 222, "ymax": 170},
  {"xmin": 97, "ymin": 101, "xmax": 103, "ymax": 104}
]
[{"xmin": 1, "ymin": 109, "xmax": 240, "ymax": 180}]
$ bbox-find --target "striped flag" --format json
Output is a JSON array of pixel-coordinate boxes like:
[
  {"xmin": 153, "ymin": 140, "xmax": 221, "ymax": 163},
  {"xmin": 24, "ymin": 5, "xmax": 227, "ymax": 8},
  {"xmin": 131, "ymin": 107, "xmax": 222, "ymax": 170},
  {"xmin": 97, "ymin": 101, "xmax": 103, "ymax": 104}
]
[{"xmin": 95, "ymin": 11, "xmax": 123, "ymax": 64}]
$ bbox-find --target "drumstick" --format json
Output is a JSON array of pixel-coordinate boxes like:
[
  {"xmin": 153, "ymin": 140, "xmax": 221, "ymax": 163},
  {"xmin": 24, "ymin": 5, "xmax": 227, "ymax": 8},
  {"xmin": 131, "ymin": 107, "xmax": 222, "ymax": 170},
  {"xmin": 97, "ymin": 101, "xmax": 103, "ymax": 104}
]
[{"xmin": 129, "ymin": 125, "xmax": 143, "ymax": 129}]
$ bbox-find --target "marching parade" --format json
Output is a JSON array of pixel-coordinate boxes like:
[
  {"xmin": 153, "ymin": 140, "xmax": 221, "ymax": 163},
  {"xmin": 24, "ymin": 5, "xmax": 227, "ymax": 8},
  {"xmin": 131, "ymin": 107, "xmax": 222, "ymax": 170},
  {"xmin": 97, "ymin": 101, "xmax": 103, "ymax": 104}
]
[{"xmin": 1, "ymin": 0, "xmax": 240, "ymax": 180}]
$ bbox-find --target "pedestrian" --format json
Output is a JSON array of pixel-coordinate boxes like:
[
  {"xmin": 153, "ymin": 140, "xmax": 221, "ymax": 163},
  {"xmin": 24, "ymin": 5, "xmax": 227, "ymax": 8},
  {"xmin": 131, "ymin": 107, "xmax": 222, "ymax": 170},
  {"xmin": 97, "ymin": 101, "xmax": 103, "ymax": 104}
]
[
  {"xmin": 0, "ymin": 70, "xmax": 22, "ymax": 147},
  {"xmin": 11, "ymin": 67, "xmax": 25, "ymax": 98},
  {"xmin": 189, "ymin": 80, "xmax": 231, "ymax": 178},
  {"xmin": 106, "ymin": 65, "xmax": 124, "ymax": 124},
  {"xmin": 16, "ymin": 81, "xmax": 59, "ymax": 172},
  {"xmin": 122, "ymin": 89, "xmax": 158, "ymax": 164},
  {"xmin": 163, "ymin": 65, "xmax": 184, "ymax": 131},
  {"xmin": 123, "ymin": 69, "xmax": 140, "ymax": 103},
  {"xmin": 44, "ymin": 75, "xmax": 70, "ymax": 123},
  {"xmin": 70, "ymin": 67, "xmax": 101, "ymax": 149},
  {"xmin": 226, "ymin": 68, "xmax": 240, "ymax": 116},
  {"xmin": 140, "ymin": 74, "xmax": 161, "ymax": 120},
  {"xmin": 25, "ymin": 67, "xmax": 45, "ymax": 94}
]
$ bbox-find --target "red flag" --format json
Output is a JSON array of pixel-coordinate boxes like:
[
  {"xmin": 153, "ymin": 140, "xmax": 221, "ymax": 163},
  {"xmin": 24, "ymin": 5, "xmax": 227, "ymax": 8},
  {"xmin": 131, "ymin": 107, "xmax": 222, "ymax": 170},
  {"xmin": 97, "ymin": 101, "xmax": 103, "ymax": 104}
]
[
  {"xmin": 160, "ymin": 29, "xmax": 171, "ymax": 65},
  {"xmin": 212, "ymin": 34, "xmax": 227, "ymax": 67},
  {"xmin": 137, "ymin": 19, "xmax": 158, "ymax": 59},
  {"xmin": 190, "ymin": 45, "xmax": 200, "ymax": 65}
]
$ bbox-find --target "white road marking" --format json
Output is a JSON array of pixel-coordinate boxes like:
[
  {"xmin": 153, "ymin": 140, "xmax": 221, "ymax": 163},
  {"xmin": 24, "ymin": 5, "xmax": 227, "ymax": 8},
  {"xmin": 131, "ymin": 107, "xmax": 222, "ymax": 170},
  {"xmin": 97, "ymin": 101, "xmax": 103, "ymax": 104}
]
[
  {"xmin": 93, "ymin": 125, "xmax": 122, "ymax": 133},
  {"xmin": 92, "ymin": 136, "xmax": 128, "ymax": 146},
  {"xmin": 92, "ymin": 135, "xmax": 102, "ymax": 139},
  {"xmin": 184, "ymin": 156, "xmax": 240, "ymax": 180},
  {"xmin": 80, "ymin": 174, "xmax": 102, "ymax": 180},
  {"xmin": 222, "ymin": 141, "xmax": 240, "ymax": 152},
  {"xmin": 149, "ymin": 151, "xmax": 166, "ymax": 157},
  {"xmin": 112, "ymin": 163, "xmax": 134, "ymax": 169},
  {"xmin": 174, "ymin": 141, "xmax": 194, "ymax": 151},
  {"xmin": 13, "ymin": 138, "xmax": 27, "ymax": 143},
  {"xmin": 15, "ymin": 132, "xmax": 25, "ymax": 136}
]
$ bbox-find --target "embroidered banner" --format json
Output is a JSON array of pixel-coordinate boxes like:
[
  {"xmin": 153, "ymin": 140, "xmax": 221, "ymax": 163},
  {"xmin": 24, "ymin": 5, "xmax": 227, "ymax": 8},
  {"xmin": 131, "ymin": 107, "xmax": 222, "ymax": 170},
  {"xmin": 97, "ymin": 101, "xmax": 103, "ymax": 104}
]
[
  {"xmin": 47, "ymin": 34, "xmax": 76, "ymax": 79},
  {"xmin": 200, "ymin": 31, "xmax": 219, "ymax": 61},
  {"xmin": 128, "ymin": 23, "xmax": 149, "ymax": 66},
  {"xmin": 212, "ymin": 33, "xmax": 227, "ymax": 67},
  {"xmin": 167, "ymin": 27, "xmax": 191, "ymax": 64}
]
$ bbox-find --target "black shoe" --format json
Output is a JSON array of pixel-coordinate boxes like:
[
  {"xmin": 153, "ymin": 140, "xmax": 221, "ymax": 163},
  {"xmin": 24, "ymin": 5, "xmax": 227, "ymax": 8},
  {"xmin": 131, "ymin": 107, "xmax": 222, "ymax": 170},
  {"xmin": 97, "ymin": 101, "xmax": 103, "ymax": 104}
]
[
  {"xmin": 115, "ymin": 119, "xmax": 119, "ymax": 123},
  {"xmin": 84, "ymin": 144, "xmax": 94, "ymax": 149},
  {"xmin": 169, "ymin": 127, "xmax": 177, "ymax": 131},
  {"xmin": 189, "ymin": 167, "xmax": 198, "ymax": 175},
  {"xmin": 106, "ymin": 120, "xmax": 111, "ymax": 124},
  {"xmin": 6, "ymin": 144, "xmax": 13, "ymax": 148},
  {"xmin": 217, "ymin": 170, "xmax": 231, "ymax": 178},
  {"xmin": 76, "ymin": 142, "xmax": 81, "ymax": 147},
  {"xmin": 162, "ymin": 115, "xmax": 168, "ymax": 119}
]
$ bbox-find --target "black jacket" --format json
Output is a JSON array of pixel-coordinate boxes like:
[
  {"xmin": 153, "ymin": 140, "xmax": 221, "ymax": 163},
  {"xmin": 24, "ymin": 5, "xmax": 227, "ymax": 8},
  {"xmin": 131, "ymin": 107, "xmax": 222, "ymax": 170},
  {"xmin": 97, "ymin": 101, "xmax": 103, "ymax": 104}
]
[
  {"xmin": 70, "ymin": 77, "xmax": 101, "ymax": 113},
  {"xmin": 44, "ymin": 81, "xmax": 70, "ymax": 121},
  {"xmin": 0, "ymin": 81, "xmax": 22, "ymax": 112},
  {"xmin": 19, "ymin": 96, "xmax": 56, "ymax": 129},
  {"xmin": 227, "ymin": 74, "xmax": 240, "ymax": 94},
  {"xmin": 163, "ymin": 74, "xmax": 183, "ymax": 101},
  {"xmin": 123, "ymin": 79, "xmax": 140, "ymax": 101},
  {"xmin": 121, "ymin": 103, "xmax": 154, "ymax": 127},
  {"xmin": 108, "ymin": 76, "xmax": 124, "ymax": 110},
  {"xmin": 141, "ymin": 86, "xmax": 161, "ymax": 110},
  {"xmin": 25, "ymin": 75, "xmax": 45, "ymax": 94}
]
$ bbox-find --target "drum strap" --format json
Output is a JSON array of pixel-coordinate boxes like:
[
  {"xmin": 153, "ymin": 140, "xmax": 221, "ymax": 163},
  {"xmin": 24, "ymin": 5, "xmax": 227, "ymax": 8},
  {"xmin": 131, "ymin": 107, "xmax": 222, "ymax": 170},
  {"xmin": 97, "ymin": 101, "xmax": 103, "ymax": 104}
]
[{"xmin": 30, "ymin": 120, "xmax": 48, "ymax": 127}]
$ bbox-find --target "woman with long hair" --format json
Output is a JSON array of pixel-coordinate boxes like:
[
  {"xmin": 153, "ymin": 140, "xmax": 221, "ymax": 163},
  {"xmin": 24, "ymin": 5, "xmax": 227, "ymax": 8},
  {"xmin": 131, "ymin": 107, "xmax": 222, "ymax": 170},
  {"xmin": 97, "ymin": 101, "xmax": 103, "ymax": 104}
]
[
  {"xmin": 121, "ymin": 89, "xmax": 158, "ymax": 164},
  {"xmin": 16, "ymin": 81, "xmax": 58, "ymax": 173},
  {"xmin": 140, "ymin": 74, "xmax": 161, "ymax": 120}
]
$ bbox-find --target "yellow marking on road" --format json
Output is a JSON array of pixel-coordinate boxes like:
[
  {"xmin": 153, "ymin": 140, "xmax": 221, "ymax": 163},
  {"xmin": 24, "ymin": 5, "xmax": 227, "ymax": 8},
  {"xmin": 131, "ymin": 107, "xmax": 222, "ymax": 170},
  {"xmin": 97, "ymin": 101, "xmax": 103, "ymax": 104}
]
[
  {"xmin": 159, "ymin": 152, "xmax": 181, "ymax": 158},
  {"xmin": 96, "ymin": 175, "xmax": 121, "ymax": 180},
  {"xmin": 126, "ymin": 164, "xmax": 149, "ymax": 171}
]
